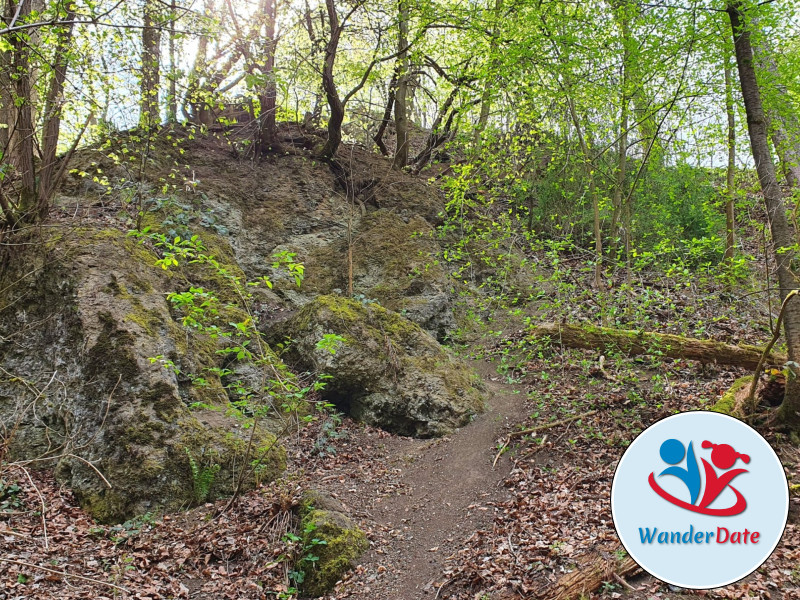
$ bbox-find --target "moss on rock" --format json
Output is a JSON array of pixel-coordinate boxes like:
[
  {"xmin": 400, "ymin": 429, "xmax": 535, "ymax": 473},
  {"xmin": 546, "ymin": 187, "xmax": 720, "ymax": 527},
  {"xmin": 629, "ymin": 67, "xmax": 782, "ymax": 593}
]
[
  {"xmin": 178, "ymin": 417, "xmax": 287, "ymax": 498},
  {"xmin": 281, "ymin": 210, "xmax": 455, "ymax": 339},
  {"xmin": 85, "ymin": 311, "xmax": 141, "ymax": 386},
  {"xmin": 299, "ymin": 498, "xmax": 369, "ymax": 597},
  {"xmin": 272, "ymin": 295, "xmax": 485, "ymax": 437}
]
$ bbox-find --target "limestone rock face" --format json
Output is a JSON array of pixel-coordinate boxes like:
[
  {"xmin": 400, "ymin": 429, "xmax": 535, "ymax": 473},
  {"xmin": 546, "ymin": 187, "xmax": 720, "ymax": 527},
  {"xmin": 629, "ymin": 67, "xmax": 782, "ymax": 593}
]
[
  {"xmin": 0, "ymin": 130, "xmax": 474, "ymax": 521},
  {"xmin": 272, "ymin": 295, "xmax": 485, "ymax": 437},
  {"xmin": 0, "ymin": 230, "xmax": 285, "ymax": 523},
  {"xmin": 288, "ymin": 210, "xmax": 456, "ymax": 341}
]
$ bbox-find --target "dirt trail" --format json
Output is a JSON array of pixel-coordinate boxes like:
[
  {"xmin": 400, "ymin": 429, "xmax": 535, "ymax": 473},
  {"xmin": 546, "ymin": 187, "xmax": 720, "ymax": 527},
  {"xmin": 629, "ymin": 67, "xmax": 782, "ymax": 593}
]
[{"xmin": 329, "ymin": 361, "xmax": 529, "ymax": 599}]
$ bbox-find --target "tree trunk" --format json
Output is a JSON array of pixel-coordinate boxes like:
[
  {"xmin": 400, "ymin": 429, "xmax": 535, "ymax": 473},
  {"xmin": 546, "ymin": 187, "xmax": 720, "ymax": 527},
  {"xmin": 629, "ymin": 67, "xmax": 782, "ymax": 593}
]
[
  {"xmin": 391, "ymin": 0, "xmax": 410, "ymax": 170},
  {"xmin": 319, "ymin": 0, "xmax": 344, "ymax": 159},
  {"xmin": 565, "ymin": 94, "xmax": 603, "ymax": 289},
  {"xmin": 769, "ymin": 117, "xmax": 800, "ymax": 189},
  {"xmin": 7, "ymin": 0, "xmax": 36, "ymax": 216},
  {"xmin": 140, "ymin": 0, "xmax": 162, "ymax": 129},
  {"xmin": 472, "ymin": 0, "xmax": 502, "ymax": 147},
  {"xmin": 724, "ymin": 54, "xmax": 736, "ymax": 264},
  {"xmin": 0, "ymin": 0, "xmax": 11, "ymax": 153},
  {"xmin": 728, "ymin": 1, "xmax": 800, "ymax": 429},
  {"xmin": 257, "ymin": 0, "xmax": 279, "ymax": 152},
  {"xmin": 183, "ymin": 0, "xmax": 213, "ymax": 122},
  {"xmin": 37, "ymin": 6, "xmax": 76, "ymax": 218},
  {"xmin": 609, "ymin": 7, "xmax": 630, "ymax": 270},
  {"xmin": 373, "ymin": 70, "xmax": 398, "ymax": 156},
  {"xmin": 412, "ymin": 86, "xmax": 459, "ymax": 173},
  {"xmin": 752, "ymin": 40, "xmax": 800, "ymax": 188},
  {"xmin": 528, "ymin": 322, "xmax": 785, "ymax": 369},
  {"xmin": 167, "ymin": 0, "xmax": 178, "ymax": 123}
]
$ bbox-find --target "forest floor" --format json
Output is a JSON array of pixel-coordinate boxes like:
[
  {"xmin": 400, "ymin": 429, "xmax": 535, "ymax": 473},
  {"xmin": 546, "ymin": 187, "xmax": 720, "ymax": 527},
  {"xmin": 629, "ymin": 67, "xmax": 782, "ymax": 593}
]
[{"xmin": 2, "ymin": 346, "xmax": 799, "ymax": 600}]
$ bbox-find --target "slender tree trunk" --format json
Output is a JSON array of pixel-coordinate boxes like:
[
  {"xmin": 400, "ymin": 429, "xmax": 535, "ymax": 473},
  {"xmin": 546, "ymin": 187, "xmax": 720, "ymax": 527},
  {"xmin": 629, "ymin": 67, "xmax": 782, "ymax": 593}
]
[
  {"xmin": 724, "ymin": 55, "xmax": 736, "ymax": 264},
  {"xmin": 473, "ymin": 0, "xmax": 502, "ymax": 147},
  {"xmin": 167, "ymin": 0, "xmax": 178, "ymax": 122},
  {"xmin": 609, "ymin": 11, "xmax": 629, "ymax": 270},
  {"xmin": 769, "ymin": 118, "xmax": 800, "ymax": 189},
  {"xmin": 0, "ymin": 0, "xmax": 12, "ymax": 154},
  {"xmin": 632, "ymin": 95, "xmax": 663, "ymax": 169},
  {"xmin": 373, "ymin": 70, "xmax": 398, "ymax": 156},
  {"xmin": 412, "ymin": 86, "xmax": 459, "ymax": 172},
  {"xmin": 392, "ymin": 0, "xmax": 410, "ymax": 169},
  {"xmin": 140, "ymin": 0, "xmax": 162, "ymax": 129},
  {"xmin": 474, "ymin": 83, "xmax": 491, "ymax": 143},
  {"xmin": 728, "ymin": 1, "xmax": 800, "ymax": 429},
  {"xmin": 319, "ymin": 0, "xmax": 344, "ymax": 159},
  {"xmin": 566, "ymin": 95, "xmax": 603, "ymax": 289},
  {"xmin": 6, "ymin": 0, "xmax": 36, "ymax": 215},
  {"xmin": 258, "ymin": 0, "xmax": 279, "ymax": 151},
  {"xmin": 37, "ymin": 7, "xmax": 76, "ymax": 217},
  {"xmin": 184, "ymin": 0, "xmax": 213, "ymax": 122}
]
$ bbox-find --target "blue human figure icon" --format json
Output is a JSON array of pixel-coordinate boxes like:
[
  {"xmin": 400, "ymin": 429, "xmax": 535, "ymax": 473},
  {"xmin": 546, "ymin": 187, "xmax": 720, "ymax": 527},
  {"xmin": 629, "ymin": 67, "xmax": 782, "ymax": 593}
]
[{"xmin": 658, "ymin": 439, "xmax": 701, "ymax": 505}]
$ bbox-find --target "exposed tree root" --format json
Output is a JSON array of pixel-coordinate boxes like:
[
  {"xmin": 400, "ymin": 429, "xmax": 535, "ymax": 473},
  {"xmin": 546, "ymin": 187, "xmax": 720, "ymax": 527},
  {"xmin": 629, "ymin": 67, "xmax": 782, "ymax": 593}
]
[{"xmin": 529, "ymin": 322, "xmax": 784, "ymax": 369}]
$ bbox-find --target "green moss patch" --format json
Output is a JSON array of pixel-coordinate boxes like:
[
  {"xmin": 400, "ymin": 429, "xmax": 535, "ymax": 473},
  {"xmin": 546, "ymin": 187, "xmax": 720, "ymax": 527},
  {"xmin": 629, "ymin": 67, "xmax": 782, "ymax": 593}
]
[
  {"xmin": 711, "ymin": 376, "xmax": 754, "ymax": 416},
  {"xmin": 299, "ymin": 501, "xmax": 368, "ymax": 597}
]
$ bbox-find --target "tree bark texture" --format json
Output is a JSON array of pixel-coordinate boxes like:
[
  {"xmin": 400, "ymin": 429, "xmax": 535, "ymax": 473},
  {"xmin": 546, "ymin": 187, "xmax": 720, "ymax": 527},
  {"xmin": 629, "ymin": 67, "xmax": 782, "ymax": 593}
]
[
  {"xmin": 391, "ymin": 0, "xmax": 409, "ymax": 169},
  {"xmin": 727, "ymin": 1, "xmax": 800, "ymax": 428},
  {"xmin": 319, "ymin": 0, "xmax": 344, "ymax": 159},
  {"xmin": 140, "ymin": 0, "xmax": 162, "ymax": 129}
]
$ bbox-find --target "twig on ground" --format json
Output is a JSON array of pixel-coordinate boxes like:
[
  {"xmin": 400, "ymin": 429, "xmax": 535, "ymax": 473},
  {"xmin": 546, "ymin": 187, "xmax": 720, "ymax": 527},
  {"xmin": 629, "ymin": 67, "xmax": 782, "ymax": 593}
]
[
  {"xmin": 516, "ymin": 434, "xmax": 548, "ymax": 461},
  {"xmin": 492, "ymin": 439, "xmax": 509, "ymax": 468},
  {"xmin": 18, "ymin": 465, "xmax": 48, "ymax": 550},
  {"xmin": 493, "ymin": 411, "xmax": 596, "ymax": 467},
  {"xmin": 613, "ymin": 572, "xmax": 642, "ymax": 591},
  {"xmin": 743, "ymin": 289, "xmax": 798, "ymax": 415},
  {"xmin": 434, "ymin": 576, "xmax": 455, "ymax": 599},
  {"xmin": 508, "ymin": 410, "xmax": 597, "ymax": 440},
  {"xmin": 0, "ymin": 558, "xmax": 130, "ymax": 593}
]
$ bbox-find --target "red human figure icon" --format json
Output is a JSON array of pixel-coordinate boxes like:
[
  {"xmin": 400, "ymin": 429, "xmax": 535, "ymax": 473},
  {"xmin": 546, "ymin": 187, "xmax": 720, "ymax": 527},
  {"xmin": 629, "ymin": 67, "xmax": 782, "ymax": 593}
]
[{"xmin": 698, "ymin": 441, "xmax": 750, "ymax": 511}]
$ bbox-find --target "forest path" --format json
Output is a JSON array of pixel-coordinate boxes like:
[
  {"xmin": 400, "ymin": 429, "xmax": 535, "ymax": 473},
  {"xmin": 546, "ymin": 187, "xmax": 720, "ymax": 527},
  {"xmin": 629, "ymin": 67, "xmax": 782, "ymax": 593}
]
[{"xmin": 326, "ymin": 360, "xmax": 530, "ymax": 599}]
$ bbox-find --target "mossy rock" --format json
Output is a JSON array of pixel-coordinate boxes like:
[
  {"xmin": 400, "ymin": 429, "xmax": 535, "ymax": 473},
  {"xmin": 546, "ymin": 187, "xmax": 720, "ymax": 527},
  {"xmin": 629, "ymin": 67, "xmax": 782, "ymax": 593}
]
[
  {"xmin": 277, "ymin": 210, "xmax": 455, "ymax": 340},
  {"xmin": 299, "ymin": 496, "xmax": 369, "ymax": 597},
  {"xmin": 58, "ymin": 411, "xmax": 286, "ymax": 523},
  {"xmin": 271, "ymin": 295, "xmax": 485, "ymax": 437},
  {"xmin": 178, "ymin": 418, "xmax": 286, "ymax": 500},
  {"xmin": 0, "ymin": 226, "xmax": 291, "ymax": 522}
]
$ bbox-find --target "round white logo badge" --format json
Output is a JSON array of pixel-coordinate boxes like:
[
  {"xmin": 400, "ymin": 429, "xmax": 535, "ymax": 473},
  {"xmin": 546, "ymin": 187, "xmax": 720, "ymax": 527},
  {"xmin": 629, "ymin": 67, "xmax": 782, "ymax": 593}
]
[{"xmin": 611, "ymin": 411, "xmax": 788, "ymax": 589}]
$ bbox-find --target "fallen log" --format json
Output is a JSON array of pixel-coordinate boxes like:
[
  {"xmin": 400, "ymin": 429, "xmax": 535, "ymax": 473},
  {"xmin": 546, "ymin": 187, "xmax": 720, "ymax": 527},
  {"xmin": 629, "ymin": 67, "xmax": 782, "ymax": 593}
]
[
  {"xmin": 539, "ymin": 548, "xmax": 639, "ymax": 600},
  {"xmin": 529, "ymin": 323, "xmax": 784, "ymax": 370}
]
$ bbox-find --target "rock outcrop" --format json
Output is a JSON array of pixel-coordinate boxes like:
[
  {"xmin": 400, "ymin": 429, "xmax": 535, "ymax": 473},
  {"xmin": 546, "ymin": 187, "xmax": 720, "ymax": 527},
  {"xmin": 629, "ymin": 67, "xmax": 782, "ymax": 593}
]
[
  {"xmin": 0, "ymin": 229, "xmax": 286, "ymax": 522},
  {"xmin": 271, "ymin": 295, "xmax": 485, "ymax": 437},
  {"xmin": 0, "ymin": 126, "xmax": 472, "ymax": 521}
]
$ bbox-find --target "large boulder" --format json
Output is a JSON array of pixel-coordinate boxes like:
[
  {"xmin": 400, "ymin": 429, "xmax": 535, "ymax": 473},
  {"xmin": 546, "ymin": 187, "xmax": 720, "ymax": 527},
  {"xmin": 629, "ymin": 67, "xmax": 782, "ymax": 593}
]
[
  {"xmin": 0, "ymin": 228, "xmax": 286, "ymax": 522},
  {"xmin": 271, "ymin": 295, "xmax": 485, "ymax": 437}
]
